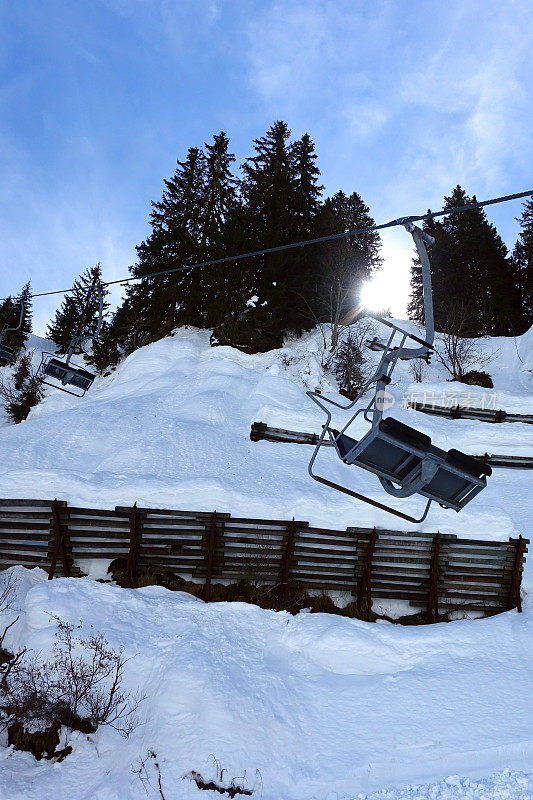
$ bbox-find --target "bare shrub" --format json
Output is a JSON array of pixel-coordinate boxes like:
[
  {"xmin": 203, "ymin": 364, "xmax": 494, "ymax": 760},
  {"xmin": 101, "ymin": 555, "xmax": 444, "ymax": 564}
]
[
  {"xmin": 184, "ymin": 756, "xmax": 259, "ymax": 798},
  {"xmin": 134, "ymin": 750, "xmax": 167, "ymax": 799},
  {"xmin": 0, "ymin": 573, "xmax": 25, "ymax": 692},
  {"xmin": 135, "ymin": 752, "xmax": 259, "ymax": 800},
  {"xmin": 0, "ymin": 617, "xmax": 142, "ymax": 759},
  {"xmin": 410, "ymin": 359, "xmax": 426, "ymax": 383},
  {"xmin": 237, "ymin": 535, "xmax": 279, "ymax": 602},
  {"xmin": 0, "ymin": 572, "xmax": 18, "ymax": 650},
  {"xmin": 434, "ymin": 304, "xmax": 493, "ymax": 380}
]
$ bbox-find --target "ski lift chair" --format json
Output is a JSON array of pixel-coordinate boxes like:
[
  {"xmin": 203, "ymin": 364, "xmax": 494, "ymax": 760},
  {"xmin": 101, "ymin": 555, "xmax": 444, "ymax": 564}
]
[
  {"xmin": 0, "ymin": 343, "xmax": 14, "ymax": 362},
  {"xmin": 39, "ymin": 280, "xmax": 104, "ymax": 398},
  {"xmin": 40, "ymin": 356, "xmax": 96, "ymax": 395},
  {"xmin": 0, "ymin": 298, "xmax": 24, "ymax": 362},
  {"xmin": 307, "ymin": 221, "xmax": 491, "ymax": 523}
]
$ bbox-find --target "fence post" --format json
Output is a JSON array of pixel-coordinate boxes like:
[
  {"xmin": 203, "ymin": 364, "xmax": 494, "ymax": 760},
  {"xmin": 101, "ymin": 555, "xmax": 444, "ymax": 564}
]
[
  {"xmin": 249, "ymin": 422, "xmax": 267, "ymax": 441},
  {"xmin": 357, "ymin": 527, "xmax": 377, "ymax": 619},
  {"xmin": 124, "ymin": 503, "xmax": 140, "ymax": 586},
  {"xmin": 427, "ymin": 532, "xmax": 441, "ymax": 621},
  {"xmin": 507, "ymin": 535, "xmax": 526, "ymax": 612},
  {"xmin": 48, "ymin": 499, "xmax": 72, "ymax": 579},
  {"xmin": 203, "ymin": 511, "xmax": 219, "ymax": 602},
  {"xmin": 279, "ymin": 517, "xmax": 297, "ymax": 601}
]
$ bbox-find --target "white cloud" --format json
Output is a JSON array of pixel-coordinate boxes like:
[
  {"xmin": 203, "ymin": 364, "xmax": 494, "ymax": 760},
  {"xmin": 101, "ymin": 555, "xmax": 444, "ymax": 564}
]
[
  {"xmin": 101, "ymin": 0, "xmax": 224, "ymax": 52},
  {"xmin": 244, "ymin": 0, "xmax": 532, "ymax": 197},
  {"xmin": 342, "ymin": 102, "xmax": 389, "ymax": 139},
  {"xmin": 0, "ymin": 134, "xmax": 137, "ymax": 335},
  {"xmin": 244, "ymin": 1, "xmax": 391, "ymax": 138},
  {"xmin": 396, "ymin": 2, "xmax": 532, "ymax": 193}
]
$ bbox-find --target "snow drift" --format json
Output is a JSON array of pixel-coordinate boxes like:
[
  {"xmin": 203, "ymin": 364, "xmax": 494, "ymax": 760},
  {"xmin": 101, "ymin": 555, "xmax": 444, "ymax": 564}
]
[{"xmin": 2, "ymin": 567, "xmax": 533, "ymax": 800}]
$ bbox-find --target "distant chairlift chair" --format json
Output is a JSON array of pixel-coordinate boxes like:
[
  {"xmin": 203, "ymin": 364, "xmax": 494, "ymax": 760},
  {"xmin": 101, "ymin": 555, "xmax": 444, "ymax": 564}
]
[
  {"xmin": 39, "ymin": 281, "xmax": 104, "ymax": 397},
  {"xmin": 307, "ymin": 221, "xmax": 491, "ymax": 523},
  {"xmin": 0, "ymin": 298, "xmax": 24, "ymax": 362}
]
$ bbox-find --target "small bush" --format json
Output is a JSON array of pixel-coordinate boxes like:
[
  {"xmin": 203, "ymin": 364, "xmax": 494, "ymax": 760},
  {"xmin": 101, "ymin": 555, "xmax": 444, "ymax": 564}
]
[
  {"xmin": 211, "ymin": 308, "xmax": 283, "ymax": 354},
  {"xmin": 457, "ymin": 370, "xmax": 493, "ymax": 388},
  {"xmin": 329, "ymin": 334, "xmax": 365, "ymax": 400},
  {"xmin": 108, "ymin": 557, "xmax": 190, "ymax": 591}
]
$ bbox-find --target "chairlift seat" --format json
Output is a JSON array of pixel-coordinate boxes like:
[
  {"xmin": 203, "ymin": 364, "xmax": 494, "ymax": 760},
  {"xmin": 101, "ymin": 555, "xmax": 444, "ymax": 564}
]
[
  {"xmin": 0, "ymin": 344, "xmax": 14, "ymax": 361},
  {"xmin": 423, "ymin": 448, "xmax": 491, "ymax": 510},
  {"xmin": 331, "ymin": 417, "xmax": 490, "ymax": 512},
  {"xmin": 43, "ymin": 357, "xmax": 95, "ymax": 392},
  {"xmin": 333, "ymin": 417, "xmax": 430, "ymax": 482}
]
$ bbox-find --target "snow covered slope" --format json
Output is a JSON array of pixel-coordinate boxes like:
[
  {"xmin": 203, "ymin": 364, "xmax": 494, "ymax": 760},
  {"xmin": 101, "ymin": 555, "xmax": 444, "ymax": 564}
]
[
  {"xmin": 2, "ymin": 567, "xmax": 533, "ymax": 800},
  {"xmin": 0, "ymin": 325, "xmax": 531, "ymax": 564},
  {"xmin": 0, "ymin": 326, "xmax": 532, "ymax": 799}
]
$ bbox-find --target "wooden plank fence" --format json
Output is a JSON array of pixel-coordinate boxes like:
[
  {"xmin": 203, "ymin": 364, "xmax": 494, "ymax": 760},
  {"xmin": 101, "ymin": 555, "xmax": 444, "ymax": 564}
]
[
  {"xmin": 408, "ymin": 401, "xmax": 533, "ymax": 425},
  {"xmin": 0, "ymin": 499, "xmax": 528, "ymax": 616}
]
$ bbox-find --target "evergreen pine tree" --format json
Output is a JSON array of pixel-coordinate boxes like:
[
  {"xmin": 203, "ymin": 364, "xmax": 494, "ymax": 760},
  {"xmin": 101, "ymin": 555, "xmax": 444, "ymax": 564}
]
[
  {"xmin": 211, "ymin": 121, "xmax": 297, "ymax": 350},
  {"xmin": 125, "ymin": 146, "xmax": 208, "ymax": 345},
  {"xmin": 0, "ymin": 297, "xmax": 18, "ymax": 363},
  {"xmin": 47, "ymin": 264, "xmax": 108, "ymax": 353},
  {"xmin": 1, "ymin": 351, "xmax": 44, "ymax": 423},
  {"xmin": 243, "ymin": 120, "xmax": 296, "ymax": 322},
  {"xmin": 312, "ymin": 191, "xmax": 382, "ymax": 339},
  {"xmin": 94, "ymin": 137, "xmax": 239, "ymax": 367},
  {"xmin": 19, "ymin": 282, "xmax": 32, "ymax": 341},
  {"xmin": 198, "ymin": 133, "xmax": 240, "ymax": 326},
  {"xmin": 292, "ymin": 133, "xmax": 323, "ymax": 236},
  {"xmin": 83, "ymin": 125, "xmax": 382, "ymax": 364},
  {"xmin": 0, "ymin": 282, "xmax": 32, "ymax": 359},
  {"xmin": 200, "ymin": 132, "xmax": 238, "ymax": 252},
  {"xmin": 511, "ymin": 197, "xmax": 533, "ymax": 331},
  {"xmin": 408, "ymin": 187, "xmax": 520, "ymax": 336},
  {"xmin": 87, "ymin": 303, "xmax": 135, "ymax": 373},
  {"xmin": 228, "ymin": 121, "xmax": 323, "ymax": 346},
  {"xmin": 330, "ymin": 334, "xmax": 365, "ymax": 399}
]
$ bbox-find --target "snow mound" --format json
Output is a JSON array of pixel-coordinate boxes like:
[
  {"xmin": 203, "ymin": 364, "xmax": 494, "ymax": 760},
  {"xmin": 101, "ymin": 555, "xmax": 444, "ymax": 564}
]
[{"xmin": 2, "ymin": 569, "xmax": 533, "ymax": 799}]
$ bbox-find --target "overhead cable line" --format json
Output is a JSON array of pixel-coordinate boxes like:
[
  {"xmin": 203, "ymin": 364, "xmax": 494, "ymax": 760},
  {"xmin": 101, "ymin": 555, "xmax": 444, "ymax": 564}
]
[{"xmin": 5, "ymin": 188, "xmax": 533, "ymax": 303}]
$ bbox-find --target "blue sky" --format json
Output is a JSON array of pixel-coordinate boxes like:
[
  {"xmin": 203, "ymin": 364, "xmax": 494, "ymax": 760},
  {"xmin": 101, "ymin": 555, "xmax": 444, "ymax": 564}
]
[{"xmin": 1, "ymin": 0, "xmax": 532, "ymax": 333}]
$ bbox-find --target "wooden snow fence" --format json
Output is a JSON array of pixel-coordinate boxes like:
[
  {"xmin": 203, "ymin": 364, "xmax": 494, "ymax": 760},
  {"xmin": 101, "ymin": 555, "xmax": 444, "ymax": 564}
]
[
  {"xmin": 408, "ymin": 401, "xmax": 533, "ymax": 425},
  {"xmin": 0, "ymin": 499, "xmax": 528, "ymax": 616}
]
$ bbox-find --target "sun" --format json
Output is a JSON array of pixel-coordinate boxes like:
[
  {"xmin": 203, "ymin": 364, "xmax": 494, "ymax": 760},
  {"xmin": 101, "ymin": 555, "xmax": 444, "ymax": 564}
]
[
  {"xmin": 359, "ymin": 259, "xmax": 411, "ymax": 316},
  {"xmin": 360, "ymin": 278, "xmax": 386, "ymax": 312}
]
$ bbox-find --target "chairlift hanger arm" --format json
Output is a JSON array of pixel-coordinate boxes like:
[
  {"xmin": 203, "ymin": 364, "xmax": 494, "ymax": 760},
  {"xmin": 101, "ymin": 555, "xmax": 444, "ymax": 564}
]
[
  {"xmin": 364, "ymin": 315, "xmax": 433, "ymax": 350},
  {"xmin": 405, "ymin": 222, "xmax": 435, "ymax": 348},
  {"xmin": 0, "ymin": 297, "xmax": 24, "ymax": 339},
  {"xmin": 65, "ymin": 278, "xmax": 105, "ymax": 364}
]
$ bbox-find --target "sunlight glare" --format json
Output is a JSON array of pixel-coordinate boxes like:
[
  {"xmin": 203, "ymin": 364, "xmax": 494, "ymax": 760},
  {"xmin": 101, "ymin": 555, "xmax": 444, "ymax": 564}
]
[{"xmin": 359, "ymin": 234, "xmax": 412, "ymax": 317}]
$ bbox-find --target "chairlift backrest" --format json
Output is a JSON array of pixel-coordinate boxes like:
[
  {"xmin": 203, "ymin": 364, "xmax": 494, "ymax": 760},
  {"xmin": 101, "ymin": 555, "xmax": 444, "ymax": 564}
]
[{"xmin": 41, "ymin": 356, "xmax": 95, "ymax": 395}]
